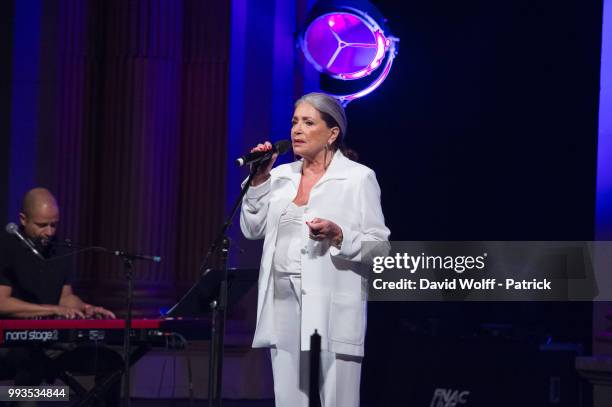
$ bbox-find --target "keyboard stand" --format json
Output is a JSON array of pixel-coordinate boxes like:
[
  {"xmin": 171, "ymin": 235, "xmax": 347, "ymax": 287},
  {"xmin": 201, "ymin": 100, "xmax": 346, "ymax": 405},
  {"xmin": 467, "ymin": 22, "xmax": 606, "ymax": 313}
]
[{"xmin": 61, "ymin": 344, "xmax": 151, "ymax": 407}]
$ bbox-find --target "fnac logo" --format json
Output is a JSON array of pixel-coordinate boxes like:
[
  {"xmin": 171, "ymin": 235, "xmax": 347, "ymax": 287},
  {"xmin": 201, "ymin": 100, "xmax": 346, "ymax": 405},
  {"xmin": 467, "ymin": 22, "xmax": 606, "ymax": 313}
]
[{"xmin": 430, "ymin": 388, "xmax": 470, "ymax": 407}]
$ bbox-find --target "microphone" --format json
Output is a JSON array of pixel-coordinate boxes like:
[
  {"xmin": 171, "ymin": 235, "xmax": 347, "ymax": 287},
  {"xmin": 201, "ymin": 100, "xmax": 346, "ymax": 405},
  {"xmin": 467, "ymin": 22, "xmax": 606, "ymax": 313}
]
[
  {"xmin": 5, "ymin": 222, "xmax": 45, "ymax": 260},
  {"xmin": 47, "ymin": 238, "xmax": 161, "ymax": 263},
  {"xmin": 235, "ymin": 139, "xmax": 291, "ymax": 167},
  {"xmin": 112, "ymin": 250, "xmax": 161, "ymax": 263}
]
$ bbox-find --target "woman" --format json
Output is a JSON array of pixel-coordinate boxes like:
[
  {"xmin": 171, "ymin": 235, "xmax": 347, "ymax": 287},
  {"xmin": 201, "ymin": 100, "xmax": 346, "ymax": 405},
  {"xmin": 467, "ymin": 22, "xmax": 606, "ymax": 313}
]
[{"xmin": 240, "ymin": 92, "xmax": 390, "ymax": 407}]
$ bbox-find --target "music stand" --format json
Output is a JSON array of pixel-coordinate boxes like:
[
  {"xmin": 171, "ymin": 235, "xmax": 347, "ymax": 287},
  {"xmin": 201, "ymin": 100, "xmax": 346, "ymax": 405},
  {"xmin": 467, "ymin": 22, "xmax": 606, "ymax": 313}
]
[
  {"xmin": 165, "ymin": 267, "xmax": 258, "ymax": 406},
  {"xmin": 166, "ymin": 268, "xmax": 257, "ymax": 318}
]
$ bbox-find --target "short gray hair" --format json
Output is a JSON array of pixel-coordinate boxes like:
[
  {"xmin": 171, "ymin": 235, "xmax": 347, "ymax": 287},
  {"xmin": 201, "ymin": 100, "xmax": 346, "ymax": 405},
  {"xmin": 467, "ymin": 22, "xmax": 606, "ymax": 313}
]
[{"xmin": 295, "ymin": 92, "xmax": 347, "ymax": 138}]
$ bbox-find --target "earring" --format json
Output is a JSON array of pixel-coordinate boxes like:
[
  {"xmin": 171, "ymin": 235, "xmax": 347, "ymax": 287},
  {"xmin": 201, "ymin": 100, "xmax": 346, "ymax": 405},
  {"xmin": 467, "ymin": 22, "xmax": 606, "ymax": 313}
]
[{"xmin": 324, "ymin": 144, "xmax": 329, "ymax": 169}]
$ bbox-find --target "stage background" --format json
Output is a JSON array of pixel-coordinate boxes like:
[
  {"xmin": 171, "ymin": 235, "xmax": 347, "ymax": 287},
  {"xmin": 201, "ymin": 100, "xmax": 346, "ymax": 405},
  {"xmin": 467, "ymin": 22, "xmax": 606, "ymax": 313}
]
[{"xmin": 0, "ymin": 0, "xmax": 610, "ymax": 404}]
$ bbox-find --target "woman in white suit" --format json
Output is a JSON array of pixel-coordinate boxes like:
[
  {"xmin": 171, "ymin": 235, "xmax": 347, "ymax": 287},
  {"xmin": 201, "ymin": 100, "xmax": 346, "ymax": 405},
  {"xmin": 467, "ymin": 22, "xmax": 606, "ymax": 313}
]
[{"xmin": 240, "ymin": 92, "xmax": 390, "ymax": 407}]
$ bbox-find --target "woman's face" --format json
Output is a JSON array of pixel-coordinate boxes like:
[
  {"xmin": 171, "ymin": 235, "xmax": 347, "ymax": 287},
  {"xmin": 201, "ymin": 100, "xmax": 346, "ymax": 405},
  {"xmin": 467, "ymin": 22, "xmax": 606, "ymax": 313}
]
[{"xmin": 291, "ymin": 102, "xmax": 338, "ymax": 160}]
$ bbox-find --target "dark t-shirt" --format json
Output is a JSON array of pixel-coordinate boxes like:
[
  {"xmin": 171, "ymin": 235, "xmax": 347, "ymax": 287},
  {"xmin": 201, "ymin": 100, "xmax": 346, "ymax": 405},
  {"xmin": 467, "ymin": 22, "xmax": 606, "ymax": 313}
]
[{"xmin": 0, "ymin": 231, "xmax": 74, "ymax": 306}]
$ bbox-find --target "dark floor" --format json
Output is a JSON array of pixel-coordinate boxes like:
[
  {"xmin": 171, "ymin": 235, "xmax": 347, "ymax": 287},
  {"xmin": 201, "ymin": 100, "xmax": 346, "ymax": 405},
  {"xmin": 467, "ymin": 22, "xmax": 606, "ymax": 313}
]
[
  {"xmin": 39, "ymin": 400, "xmax": 276, "ymax": 406},
  {"xmin": 131, "ymin": 400, "xmax": 275, "ymax": 407},
  {"xmin": 41, "ymin": 399, "xmax": 374, "ymax": 406}
]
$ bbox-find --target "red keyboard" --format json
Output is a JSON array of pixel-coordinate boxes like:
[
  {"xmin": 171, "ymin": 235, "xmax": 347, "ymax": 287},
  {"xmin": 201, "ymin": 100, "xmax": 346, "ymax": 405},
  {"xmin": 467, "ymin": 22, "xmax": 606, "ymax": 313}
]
[{"xmin": 0, "ymin": 318, "xmax": 209, "ymax": 346}]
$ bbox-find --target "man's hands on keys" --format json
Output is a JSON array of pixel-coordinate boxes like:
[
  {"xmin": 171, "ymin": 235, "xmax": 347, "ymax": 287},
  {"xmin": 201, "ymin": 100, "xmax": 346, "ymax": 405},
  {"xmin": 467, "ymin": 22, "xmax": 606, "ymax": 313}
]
[
  {"xmin": 84, "ymin": 305, "xmax": 116, "ymax": 319},
  {"xmin": 50, "ymin": 304, "xmax": 116, "ymax": 319},
  {"xmin": 51, "ymin": 305, "xmax": 85, "ymax": 319}
]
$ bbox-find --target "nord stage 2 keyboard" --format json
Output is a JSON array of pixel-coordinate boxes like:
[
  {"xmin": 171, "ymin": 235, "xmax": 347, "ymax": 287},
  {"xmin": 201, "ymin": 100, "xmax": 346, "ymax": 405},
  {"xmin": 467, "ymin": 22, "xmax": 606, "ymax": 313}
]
[{"xmin": 0, "ymin": 318, "xmax": 209, "ymax": 346}]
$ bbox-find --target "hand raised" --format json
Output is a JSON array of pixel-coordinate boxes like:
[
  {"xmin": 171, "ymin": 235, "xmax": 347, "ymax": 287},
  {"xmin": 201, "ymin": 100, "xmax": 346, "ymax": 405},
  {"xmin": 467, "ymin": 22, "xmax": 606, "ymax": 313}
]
[
  {"xmin": 250, "ymin": 141, "xmax": 278, "ymax": 186},
  {"xmin": 306, "ymin": 218, "xmax": 343, "ymax": 248}
]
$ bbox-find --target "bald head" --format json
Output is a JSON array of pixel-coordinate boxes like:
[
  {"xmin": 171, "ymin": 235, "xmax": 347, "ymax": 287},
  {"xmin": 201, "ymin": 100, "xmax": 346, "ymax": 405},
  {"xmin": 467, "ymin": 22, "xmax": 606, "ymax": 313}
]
[
  {"xmin": 22, "ymin": 188, "xmax": 58, "ymax": 217},
  {"xmin": 19, "ymin": 188, "xmax": 60, "ymax": 245}
]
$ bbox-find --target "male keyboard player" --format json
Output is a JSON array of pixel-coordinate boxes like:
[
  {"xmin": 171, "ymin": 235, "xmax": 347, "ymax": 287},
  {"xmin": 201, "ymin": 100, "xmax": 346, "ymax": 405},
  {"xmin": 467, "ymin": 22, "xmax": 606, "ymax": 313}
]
[{"xmin": 0, "ymin": 188, "xmax": 121, "ymax": 406}]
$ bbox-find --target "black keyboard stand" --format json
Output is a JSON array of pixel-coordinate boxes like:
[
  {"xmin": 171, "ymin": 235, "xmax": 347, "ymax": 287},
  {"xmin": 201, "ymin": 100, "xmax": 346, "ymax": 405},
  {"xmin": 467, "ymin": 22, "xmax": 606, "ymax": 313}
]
[{"xmin": 61, "ymin": 344, "xmax": 151, "ymax": 407}]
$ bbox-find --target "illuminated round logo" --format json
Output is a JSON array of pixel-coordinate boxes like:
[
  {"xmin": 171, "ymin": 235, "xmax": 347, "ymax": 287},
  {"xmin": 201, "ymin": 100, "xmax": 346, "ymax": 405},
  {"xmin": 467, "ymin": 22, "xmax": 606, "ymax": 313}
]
[
  {"xmin": 299, "ymin": 2, "xmax": 399, "ymax": 105},
  {"xmin": 303, "ymin": 12, "xmax": 388, "ymax": 80}
]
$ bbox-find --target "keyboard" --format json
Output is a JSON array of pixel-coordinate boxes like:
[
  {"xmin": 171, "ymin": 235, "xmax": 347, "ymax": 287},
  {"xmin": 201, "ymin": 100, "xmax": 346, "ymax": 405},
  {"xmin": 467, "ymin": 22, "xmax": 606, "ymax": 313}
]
[{"xmin": 0, "ymin": 318, "xmax": 210, "ymax": 346}]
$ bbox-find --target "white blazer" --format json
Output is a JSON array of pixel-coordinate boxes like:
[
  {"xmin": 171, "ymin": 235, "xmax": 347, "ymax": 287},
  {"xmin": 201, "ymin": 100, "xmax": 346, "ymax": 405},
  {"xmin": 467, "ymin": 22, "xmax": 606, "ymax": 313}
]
[{"xmin": 240, "ymin": 151, "xmax": 390, "ymax": 357}]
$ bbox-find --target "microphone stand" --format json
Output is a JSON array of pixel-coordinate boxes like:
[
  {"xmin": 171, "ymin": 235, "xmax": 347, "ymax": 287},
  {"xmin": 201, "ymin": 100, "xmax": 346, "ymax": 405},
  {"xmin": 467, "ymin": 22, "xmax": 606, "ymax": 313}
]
[
  {"xmin": 51, "ymin": 240, "xmax": 158, "ymax": 407},
  {"xmin": 201, "ymin": 161, "xmax": 263, "ymax": 407},
  {"xmin": 117, "ymin": 250, "xmax": 162, "ymax": 407}
]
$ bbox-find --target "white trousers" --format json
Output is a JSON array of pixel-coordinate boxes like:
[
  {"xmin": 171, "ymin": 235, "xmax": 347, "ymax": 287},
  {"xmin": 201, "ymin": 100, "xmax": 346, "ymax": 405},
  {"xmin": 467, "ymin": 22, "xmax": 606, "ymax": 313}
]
[{"xmin": 271, "ymin": 273, "xmax": 362, "ymax": 407}]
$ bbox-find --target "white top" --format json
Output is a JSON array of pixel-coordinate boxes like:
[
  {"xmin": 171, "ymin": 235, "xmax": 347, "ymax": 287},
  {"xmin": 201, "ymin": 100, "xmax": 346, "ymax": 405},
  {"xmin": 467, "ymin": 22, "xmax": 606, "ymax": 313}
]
[{"xmin": 272, "ymin": 202, "xmax": 305, "ymax": 274}]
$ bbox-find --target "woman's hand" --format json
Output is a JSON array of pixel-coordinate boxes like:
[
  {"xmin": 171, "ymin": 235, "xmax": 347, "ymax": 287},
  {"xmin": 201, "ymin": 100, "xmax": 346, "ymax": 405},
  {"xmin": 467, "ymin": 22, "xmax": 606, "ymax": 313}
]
[
  {"xmin": 250, "ymin": 141, "xmax": 278, "ymax": 186},
  {"xmin": 306, "ymin": 218, "xmax": 343, "ymax": 248}
]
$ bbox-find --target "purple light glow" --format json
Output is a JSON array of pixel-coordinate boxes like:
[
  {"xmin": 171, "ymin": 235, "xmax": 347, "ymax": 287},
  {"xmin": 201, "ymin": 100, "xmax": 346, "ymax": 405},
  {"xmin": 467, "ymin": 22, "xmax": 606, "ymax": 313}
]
[
  {"xmin": 597, "ymin": 0, "xmax": 612, "ymax": 239},
  {"xmin": 299, "ymin": 4, "xmax": 399, "ymax": 105},
  {"xmin": 302, "ymin": 12, "xmax": 388, "ymax": 80},
  {"xmin": 340, "ymin": 53, "xmax": 394, "ymax": 103}
]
